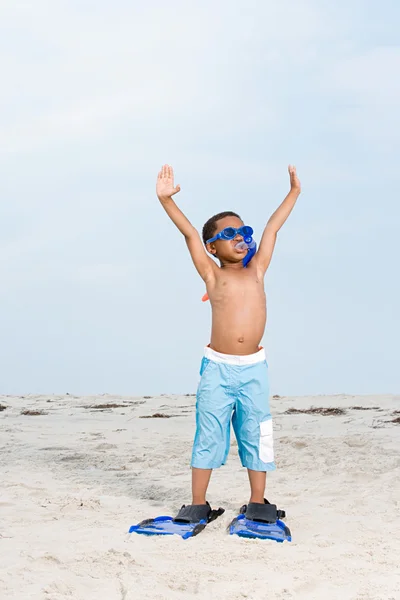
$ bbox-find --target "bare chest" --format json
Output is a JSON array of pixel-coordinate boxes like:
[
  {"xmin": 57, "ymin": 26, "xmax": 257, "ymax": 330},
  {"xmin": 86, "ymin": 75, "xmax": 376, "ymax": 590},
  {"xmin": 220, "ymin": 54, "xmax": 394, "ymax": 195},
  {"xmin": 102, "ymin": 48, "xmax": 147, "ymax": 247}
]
[{"xmin": 210, "ymin": 269, "xmax": 265, "ymax": 304}]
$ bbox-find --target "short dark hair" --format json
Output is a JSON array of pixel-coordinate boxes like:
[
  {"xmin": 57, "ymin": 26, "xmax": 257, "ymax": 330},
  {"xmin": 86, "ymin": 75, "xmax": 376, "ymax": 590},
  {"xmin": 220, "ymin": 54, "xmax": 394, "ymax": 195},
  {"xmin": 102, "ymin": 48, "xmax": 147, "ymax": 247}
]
[{"xmin": 202, "ymin": 211, "xmax": 241, "ymax": 244}]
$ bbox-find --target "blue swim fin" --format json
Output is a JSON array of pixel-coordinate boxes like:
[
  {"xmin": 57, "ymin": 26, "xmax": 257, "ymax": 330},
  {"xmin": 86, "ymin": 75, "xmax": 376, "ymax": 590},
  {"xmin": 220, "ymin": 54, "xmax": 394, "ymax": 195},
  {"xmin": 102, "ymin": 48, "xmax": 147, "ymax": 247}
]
[
  {"xmin": 228, "ymin": 499, "xmax": 291, "ymax": 543},
  {"xmin": 129, "ymin": 502, "xmax": 225, "ymax": 540}
]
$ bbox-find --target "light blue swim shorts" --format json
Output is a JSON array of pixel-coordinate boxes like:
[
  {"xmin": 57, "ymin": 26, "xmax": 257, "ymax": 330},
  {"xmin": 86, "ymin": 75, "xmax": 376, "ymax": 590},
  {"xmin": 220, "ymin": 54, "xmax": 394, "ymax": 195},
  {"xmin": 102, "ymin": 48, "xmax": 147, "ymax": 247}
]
[{"xmin": 191, "ymin": 346, "xmax": 276, "ymax": 472}]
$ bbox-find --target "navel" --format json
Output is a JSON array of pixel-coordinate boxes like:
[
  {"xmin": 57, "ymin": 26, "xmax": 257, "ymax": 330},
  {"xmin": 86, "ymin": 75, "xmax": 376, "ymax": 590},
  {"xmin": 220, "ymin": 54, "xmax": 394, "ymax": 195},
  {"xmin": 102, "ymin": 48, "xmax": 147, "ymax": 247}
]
[{"xmin": 238, "ymin": 337, "xmax": 244, "ymax": 343}]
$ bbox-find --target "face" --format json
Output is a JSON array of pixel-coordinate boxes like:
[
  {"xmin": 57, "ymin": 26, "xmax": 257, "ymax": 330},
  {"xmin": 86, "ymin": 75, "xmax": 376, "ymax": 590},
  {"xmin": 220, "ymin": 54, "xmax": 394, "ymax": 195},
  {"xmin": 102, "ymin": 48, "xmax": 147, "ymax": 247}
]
[{"xmin": 206, "ymin": 216, "xmax": 248, "ymax": 262}]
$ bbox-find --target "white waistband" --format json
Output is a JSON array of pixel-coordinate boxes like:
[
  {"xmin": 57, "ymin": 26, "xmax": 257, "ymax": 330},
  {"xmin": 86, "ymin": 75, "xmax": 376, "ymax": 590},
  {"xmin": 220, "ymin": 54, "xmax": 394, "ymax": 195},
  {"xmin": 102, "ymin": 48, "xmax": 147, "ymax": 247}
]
[{"xmin": 204, "ymin": 346, "xmax": 266, "ymax": 366}]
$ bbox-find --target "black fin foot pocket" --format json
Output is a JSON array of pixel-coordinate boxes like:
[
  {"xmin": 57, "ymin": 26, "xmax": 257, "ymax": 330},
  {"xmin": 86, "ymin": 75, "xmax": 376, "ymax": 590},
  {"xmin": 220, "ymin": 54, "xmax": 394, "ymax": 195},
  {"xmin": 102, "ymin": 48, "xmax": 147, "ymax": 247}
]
[
  {"xmin": 174, "ymin": 501, "xmax": 225, "ymax": 524},
  {"xmin": 241, "ymin": 498, "xmax": 286, "ymax": 523}
]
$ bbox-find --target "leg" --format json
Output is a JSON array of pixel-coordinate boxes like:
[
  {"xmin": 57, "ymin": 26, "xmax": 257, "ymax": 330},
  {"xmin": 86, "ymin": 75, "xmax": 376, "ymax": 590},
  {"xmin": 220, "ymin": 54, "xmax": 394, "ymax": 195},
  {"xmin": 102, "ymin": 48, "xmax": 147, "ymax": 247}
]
[
  {"xmin": 191, "ymin": 360, "xmax": 233, "ymax": 505},
  {"xmin": 247, "ymin": 469, "xmax": 266, "ymax": 504},
  {"xmin": 232, "ymin": 361, "xmax": 276, "ymax": 502},
  {"xmin": 191, "ymin": 468, "xmax": 212, "ymax": 505}
]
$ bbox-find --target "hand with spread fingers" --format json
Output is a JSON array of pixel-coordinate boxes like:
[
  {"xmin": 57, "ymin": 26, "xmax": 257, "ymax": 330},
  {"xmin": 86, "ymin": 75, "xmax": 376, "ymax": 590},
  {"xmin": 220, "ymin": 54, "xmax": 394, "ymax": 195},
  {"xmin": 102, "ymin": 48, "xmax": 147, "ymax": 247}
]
[
  {"xmin": 288, "ymin": 164, "xmax": 301, "ymax": 194},
  {"xmin": 156, "ymin": 164, "xmax": 181, "ymax": 201}
]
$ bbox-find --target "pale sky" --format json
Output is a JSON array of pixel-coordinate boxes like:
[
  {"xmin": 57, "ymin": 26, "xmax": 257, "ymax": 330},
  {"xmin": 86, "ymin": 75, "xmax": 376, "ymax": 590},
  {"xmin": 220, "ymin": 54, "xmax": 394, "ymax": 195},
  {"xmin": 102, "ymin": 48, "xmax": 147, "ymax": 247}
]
[{"xmin": 1, "ymin": 0, "xmax": 399, "ymax": 396}]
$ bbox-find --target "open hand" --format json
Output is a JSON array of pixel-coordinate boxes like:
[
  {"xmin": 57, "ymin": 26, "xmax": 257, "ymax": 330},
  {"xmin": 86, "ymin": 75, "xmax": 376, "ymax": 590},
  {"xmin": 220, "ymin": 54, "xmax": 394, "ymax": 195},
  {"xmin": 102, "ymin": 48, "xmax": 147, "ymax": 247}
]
[
  {"xmin": 156, "ymin": 164, "xmax": 181, "ymax": 200},
  {"xmin": 288, "ymin": 165, "xmax": 301, "ymax": 194}
]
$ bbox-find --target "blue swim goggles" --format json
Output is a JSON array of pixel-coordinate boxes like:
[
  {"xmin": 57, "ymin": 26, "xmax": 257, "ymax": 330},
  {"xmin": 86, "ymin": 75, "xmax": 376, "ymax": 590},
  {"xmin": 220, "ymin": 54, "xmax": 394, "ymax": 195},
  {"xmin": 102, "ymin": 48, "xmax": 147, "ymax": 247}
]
[{"xmin": 206, "ymin": 225, "xmax": 253, "ymax": 245}]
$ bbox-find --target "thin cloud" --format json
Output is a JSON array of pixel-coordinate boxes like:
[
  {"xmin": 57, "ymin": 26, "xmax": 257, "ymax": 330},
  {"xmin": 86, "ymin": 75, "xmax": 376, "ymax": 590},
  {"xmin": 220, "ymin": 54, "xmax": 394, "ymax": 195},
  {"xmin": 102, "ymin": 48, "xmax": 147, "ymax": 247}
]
[{"xmin": 0, "ymin": 1, "xmax": 399, "ymax": 394}]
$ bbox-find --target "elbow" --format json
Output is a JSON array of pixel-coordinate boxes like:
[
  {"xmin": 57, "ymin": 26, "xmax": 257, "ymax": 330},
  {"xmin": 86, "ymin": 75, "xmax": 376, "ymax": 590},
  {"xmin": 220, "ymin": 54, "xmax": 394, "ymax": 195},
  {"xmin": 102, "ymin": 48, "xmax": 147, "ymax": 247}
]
[
  {"xmin": 184, "ymin": 227, "xmax": 198, "ymax": 241},
  {"xmin": 266, "ymin": 222, "xmax": 279, "ymax": 236}
]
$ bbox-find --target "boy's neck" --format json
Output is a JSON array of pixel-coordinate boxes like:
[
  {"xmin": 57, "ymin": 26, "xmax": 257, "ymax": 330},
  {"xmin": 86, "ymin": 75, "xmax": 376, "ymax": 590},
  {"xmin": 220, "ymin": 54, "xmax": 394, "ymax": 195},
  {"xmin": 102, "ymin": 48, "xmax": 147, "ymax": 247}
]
[{"xmin": 219, "ymin": 261, "xmax": 245, "ymax": 270}]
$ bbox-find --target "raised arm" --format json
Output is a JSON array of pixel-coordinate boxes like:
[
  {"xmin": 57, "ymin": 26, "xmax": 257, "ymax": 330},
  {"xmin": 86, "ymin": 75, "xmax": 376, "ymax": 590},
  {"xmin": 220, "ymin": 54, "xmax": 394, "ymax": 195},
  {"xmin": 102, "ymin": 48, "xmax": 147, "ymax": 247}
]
[
  {"xmin": 254, "ymin": 165, "xmax": 301, "ymax": 275},
  {"xmin": 156, "ymin": 165, "xmax": 216, "ymax": 282}
]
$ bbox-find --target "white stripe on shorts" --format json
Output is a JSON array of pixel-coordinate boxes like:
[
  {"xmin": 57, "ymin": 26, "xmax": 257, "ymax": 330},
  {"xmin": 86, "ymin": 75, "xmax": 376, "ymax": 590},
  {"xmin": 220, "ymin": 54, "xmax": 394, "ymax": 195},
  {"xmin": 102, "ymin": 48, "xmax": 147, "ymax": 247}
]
[{"xmin": 204, "ymin": 346, "xmax": 266, "ymax": 366}]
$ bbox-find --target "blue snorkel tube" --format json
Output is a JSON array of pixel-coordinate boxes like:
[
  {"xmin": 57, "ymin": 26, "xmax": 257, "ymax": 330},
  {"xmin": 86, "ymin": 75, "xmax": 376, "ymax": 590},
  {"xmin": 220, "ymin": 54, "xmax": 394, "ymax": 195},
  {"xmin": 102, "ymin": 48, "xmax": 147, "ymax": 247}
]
[{"xmin": 238, "ymin": 237, "xmax": 257, "ymax": 267}]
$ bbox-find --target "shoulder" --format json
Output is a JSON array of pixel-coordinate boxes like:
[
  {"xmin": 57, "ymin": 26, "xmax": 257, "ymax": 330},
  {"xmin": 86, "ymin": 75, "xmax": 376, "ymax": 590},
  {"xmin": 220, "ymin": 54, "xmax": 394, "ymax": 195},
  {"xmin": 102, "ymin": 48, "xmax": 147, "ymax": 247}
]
[
  {"xmin": 204, "ymin": 260, "xmax": 220, "ymax": 284},
  {"xmin": 246, "ymin": 254, "xmax": 266, "ymax": 279}
]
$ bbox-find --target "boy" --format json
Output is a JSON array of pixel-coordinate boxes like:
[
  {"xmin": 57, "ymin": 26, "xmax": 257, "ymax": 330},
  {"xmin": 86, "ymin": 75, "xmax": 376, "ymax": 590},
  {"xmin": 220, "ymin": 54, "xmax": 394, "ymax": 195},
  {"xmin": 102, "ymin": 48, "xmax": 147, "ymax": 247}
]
[{"xmin": 156, "ymin": 164, "xmax": 301, "ymax": 522}]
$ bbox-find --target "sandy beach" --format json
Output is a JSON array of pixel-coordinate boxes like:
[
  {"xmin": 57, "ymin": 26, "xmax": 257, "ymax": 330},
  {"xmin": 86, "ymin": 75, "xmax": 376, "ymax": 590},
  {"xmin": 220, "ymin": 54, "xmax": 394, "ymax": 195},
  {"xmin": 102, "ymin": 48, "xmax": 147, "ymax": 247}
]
[{"xmin": 1, "ymin": 392, "xmax": 399, "ymax": 600}]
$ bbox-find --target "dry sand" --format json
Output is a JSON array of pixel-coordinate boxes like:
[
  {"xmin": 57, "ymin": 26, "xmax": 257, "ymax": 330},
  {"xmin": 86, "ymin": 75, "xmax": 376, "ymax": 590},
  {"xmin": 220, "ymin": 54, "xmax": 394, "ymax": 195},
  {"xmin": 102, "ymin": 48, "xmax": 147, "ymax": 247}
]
[{"xmin": 1, "ymin": 393, "xmax": 399, "ymax": 600}]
